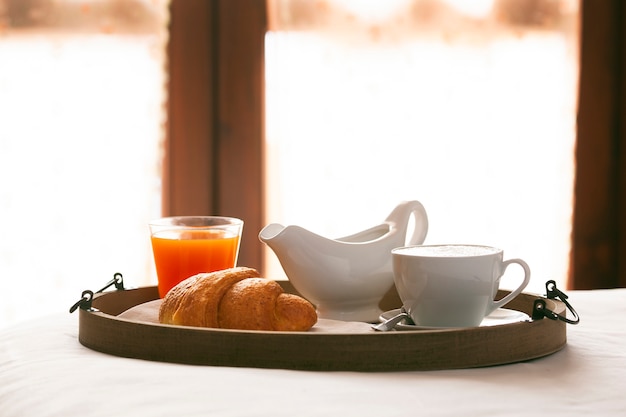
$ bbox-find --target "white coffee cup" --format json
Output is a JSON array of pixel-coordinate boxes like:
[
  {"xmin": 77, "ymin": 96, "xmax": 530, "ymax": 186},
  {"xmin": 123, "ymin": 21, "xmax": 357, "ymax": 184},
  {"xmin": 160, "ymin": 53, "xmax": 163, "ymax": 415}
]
[{"xmin": 391, "ymin": 244, "xmax": 531, "ymax": 328}]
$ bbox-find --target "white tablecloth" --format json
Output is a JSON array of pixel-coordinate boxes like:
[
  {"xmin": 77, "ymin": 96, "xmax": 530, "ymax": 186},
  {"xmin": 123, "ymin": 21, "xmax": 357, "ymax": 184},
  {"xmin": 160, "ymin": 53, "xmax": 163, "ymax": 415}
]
[{"xmin": 1, "ymin": 288, "xmax": 624, "ymax": 417}]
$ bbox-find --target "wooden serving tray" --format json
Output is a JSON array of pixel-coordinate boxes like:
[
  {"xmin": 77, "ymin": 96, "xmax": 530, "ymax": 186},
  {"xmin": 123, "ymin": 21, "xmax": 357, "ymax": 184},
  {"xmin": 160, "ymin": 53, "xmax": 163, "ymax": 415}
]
[{"xmin": 78, "ymin": 283, "xmax": 566, "ymax": 371}]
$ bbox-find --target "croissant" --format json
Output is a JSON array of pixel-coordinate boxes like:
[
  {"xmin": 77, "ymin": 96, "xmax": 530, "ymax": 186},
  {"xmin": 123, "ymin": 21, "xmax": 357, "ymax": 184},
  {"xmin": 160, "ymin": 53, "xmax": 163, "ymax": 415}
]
[{"xmin": 158, "ymin": 267, "xmax": 317, "ymax": 331}]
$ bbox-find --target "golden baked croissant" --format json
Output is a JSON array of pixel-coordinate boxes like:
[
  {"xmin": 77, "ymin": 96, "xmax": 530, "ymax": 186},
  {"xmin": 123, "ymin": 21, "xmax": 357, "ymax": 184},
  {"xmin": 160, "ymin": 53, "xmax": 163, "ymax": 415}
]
[{"xmin": 158, "ymin": 267, "xmax": 317, "ymax": 331}]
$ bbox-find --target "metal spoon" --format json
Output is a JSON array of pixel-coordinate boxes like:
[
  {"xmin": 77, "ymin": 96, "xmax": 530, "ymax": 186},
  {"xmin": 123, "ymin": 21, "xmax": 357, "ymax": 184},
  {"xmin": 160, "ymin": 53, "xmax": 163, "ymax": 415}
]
[{"xmin": 371, "ymin": 307, "xmax": 413, "ymax": 331}]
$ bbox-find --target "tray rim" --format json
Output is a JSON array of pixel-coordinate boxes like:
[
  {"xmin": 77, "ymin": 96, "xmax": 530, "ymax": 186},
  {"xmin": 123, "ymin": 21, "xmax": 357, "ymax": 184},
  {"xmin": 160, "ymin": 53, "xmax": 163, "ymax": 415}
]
[{"xmin": 78, "ymin": 283, "xmax": 567, "ymax": 371}]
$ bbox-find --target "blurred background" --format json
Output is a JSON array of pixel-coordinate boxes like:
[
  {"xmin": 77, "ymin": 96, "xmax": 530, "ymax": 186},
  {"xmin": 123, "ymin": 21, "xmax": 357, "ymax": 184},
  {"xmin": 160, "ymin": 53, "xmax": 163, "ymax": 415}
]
[
  {"xmin": 264, "ymin": 0, "xmax": 579, "ymax": 295},
  {"xmin": 0, "ymin": 0, "xmax": 581, "ymax": 328},
  {"xmin": 0, "ymin": 0, "xmax": 168, "ymax": 327}
]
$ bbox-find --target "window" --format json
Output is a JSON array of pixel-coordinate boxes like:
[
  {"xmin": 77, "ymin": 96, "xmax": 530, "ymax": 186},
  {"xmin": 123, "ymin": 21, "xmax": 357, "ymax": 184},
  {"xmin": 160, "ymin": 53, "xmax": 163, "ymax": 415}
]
[
  {"xmin": 2, "ymin": 0, "xmax": 622, "ymax": 329},
  {"xmin": 168, "ymin": 0, "xmax": 626, "ymax": 291},
  {"xmin": 0, "ymin": 0, "xmax": 168, "ymax": 327},
  {"xmin": 264, "ymin": 0, "xmax": 579, "ymax": 294}
]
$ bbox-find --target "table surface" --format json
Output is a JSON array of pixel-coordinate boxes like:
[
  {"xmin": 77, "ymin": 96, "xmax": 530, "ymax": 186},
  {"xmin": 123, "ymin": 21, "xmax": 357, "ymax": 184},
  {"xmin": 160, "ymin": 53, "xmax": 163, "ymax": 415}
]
[{"xmin": 1, "ymin": 288, "xmax": 624, "ymax": 417}]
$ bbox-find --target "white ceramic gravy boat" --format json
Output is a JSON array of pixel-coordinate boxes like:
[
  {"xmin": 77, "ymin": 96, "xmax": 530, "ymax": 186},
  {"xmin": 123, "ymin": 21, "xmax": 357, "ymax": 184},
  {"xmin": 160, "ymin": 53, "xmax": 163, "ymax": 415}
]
[{"xmin": 259, "ymin": 200, "xmax": 428, "ymax": 322}]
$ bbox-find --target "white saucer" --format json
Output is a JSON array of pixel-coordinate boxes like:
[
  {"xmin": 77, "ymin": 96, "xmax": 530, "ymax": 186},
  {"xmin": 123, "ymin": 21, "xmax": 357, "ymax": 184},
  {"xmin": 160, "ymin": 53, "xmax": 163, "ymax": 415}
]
[{"xmin": 378, "ymin": 308, "xmax": 530, "ymax": 331}]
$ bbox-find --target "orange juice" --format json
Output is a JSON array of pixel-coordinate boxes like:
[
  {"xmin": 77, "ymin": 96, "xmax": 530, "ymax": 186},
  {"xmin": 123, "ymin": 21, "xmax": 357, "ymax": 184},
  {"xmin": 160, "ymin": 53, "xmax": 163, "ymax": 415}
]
[{"xmin": 151, "ymin": 229, "xmax": 240, "ymax": 297}]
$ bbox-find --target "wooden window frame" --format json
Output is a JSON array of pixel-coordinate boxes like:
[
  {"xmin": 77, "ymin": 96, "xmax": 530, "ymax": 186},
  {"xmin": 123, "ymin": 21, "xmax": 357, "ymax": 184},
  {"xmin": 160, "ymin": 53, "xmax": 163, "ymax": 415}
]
[
  {"xmin": 165, "ymin": 0, "xmax": 626, "ymax": 288},
  {"xmin": 165, "ymin": 0, "xmax": 266, "ymax": 270},
  {"xmin": 572, "ymin": 0, "xmax": 626, "ymax": 289}
]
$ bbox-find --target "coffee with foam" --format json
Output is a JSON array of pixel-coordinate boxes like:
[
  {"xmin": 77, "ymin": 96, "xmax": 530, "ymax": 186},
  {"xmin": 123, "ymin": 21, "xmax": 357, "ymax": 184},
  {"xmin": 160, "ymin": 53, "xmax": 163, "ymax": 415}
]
[{"xmin": 394, "ymin": 244, "xmax": 500, "ymax": 257}]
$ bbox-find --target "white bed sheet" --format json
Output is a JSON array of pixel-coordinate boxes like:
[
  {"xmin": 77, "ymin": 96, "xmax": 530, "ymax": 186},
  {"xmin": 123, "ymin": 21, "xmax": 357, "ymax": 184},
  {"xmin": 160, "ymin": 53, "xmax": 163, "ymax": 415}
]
[{"xmin": 1, "ymin": 288, "xmax": 624, "ymax": 417}]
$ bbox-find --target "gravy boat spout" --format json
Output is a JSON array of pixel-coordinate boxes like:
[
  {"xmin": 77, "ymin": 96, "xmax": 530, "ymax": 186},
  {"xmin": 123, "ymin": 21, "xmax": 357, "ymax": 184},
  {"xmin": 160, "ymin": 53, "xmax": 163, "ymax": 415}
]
[{"xmin": 259, "ymin": 200, "xmax": 428, "ymax": 322}]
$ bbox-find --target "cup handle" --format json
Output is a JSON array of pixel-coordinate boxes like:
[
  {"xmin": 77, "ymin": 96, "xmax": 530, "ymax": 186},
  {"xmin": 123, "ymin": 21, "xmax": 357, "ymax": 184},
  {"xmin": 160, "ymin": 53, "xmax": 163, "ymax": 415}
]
[{"xmin": 488, "ymin": 258, "xmax": 531, "ymax": 313}]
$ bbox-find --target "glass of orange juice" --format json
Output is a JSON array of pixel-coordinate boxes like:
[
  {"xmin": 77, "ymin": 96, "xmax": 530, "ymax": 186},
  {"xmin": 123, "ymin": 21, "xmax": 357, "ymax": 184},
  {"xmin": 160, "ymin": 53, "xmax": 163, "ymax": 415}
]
[{"xmin": 149, "ymin": 216, "xmax": 243, "ymax": 297}]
